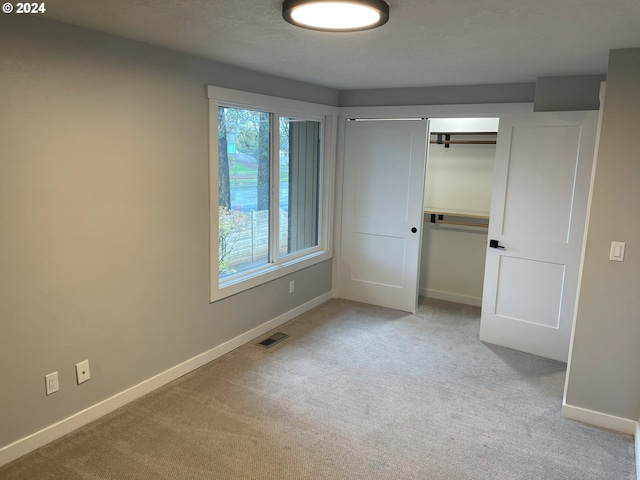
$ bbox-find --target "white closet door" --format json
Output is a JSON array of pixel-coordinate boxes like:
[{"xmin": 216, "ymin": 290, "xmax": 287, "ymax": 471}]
[
  {"xmin": 480, "ymin": 111, "xmax": 598, "ymax": 362},
  {"xmin": 340, "ymin": 119, "xmax": 428, "ymax": 313}
]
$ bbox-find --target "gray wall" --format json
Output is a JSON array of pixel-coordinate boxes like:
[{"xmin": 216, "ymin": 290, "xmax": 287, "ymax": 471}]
[
  {"xmin": 565, "ymin": 49, "xmax": 640, "ymax": 420},
  {"xmin": 534, "ymin": 75, "xmax": 606, "ymax": 112},
  {"xmin": 339, "ymin": 77, "xmax": 604, "ymax": 111},
  {"xmin": 339, "ymin": 83, "xmax": 535, "ymax": 107},
  {"xmin": 0, "ymin": 16, "xmax": 334, "ymax": 449}
]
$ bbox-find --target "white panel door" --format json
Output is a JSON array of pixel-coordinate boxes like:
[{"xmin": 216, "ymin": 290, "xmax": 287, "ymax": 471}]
[
  {"xmin": 480, "ymin": 112, "xmax": 598, "ymax": 362},
  {"xmin": 340, "ymin": 119, "xmax": 428, "ymax": 313}
]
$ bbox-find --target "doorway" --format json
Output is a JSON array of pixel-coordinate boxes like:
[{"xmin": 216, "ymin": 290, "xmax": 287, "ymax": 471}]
[
  {"xmin": 335, "ymin": 105, "xmax": 597, "ymax": 362},
  {"xmin": 420, "ymin": 117, "xmax": 499, "ymax": 307}
]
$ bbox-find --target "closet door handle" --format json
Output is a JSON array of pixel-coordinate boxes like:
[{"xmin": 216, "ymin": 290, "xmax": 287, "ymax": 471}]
[
  {"xmin": 489, "ymin": 239, "xmax": 506, "ymax": 250},
  {"xmin": 411, "ymin": 227, "xmax": 417, "ymax": 233}
]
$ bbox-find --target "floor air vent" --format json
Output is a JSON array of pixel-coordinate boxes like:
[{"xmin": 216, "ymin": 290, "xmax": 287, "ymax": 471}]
[{"xmin": 257, "ymin": 332, "xmax": 289, "ymax": 348}]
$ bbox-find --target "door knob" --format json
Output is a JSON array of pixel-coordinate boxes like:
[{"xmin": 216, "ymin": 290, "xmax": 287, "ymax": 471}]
[
  {"xmin": 411, "ymin": 227, "xmax": 417, "ymax": 233},
  {"xmin": 489, "ymin": 239, "xmax": 506, "ymax": 250}
]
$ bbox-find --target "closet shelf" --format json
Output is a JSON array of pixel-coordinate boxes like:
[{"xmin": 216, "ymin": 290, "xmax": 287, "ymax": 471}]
[
  {"xmin": 424, "ymin": 210, "xmax": 489, "ymax": 229},
  {"xmin": 430, "ymin": 131, "xmax": 497, "ymax": 146}
]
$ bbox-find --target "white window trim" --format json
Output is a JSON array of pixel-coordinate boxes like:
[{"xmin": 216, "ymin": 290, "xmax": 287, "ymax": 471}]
[{"xmin": 208, "ymin": 86, "xmax": 338, "ymax": 303}]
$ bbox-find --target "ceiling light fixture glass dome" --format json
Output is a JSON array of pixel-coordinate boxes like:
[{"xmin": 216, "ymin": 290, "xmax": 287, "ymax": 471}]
[{"xmin": 282, "ymin": 0, "xmax": 390, "ymax": 32}]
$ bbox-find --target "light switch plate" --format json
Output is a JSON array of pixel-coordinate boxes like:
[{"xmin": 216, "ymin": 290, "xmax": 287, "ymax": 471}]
[{"xmin": 609, "ymin": 241, "xmax": 625, "ymax": 262}]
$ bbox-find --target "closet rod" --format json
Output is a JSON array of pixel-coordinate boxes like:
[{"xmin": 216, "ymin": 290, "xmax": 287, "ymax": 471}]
[{"xmin": 433, "ymin": 219, "xmax": 489, "ymax": 228}]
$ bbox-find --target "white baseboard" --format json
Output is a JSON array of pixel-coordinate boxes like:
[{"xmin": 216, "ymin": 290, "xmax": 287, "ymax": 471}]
[
  {"xmin": 0, "ymin": 292, "xmax": 332, "ymax": 468},
  {"xmin": 636, "ymin": 420, "xmax": 639, "ymax": 480},
  {"xmin": 561, "ymin": 403, "xmax": 637, "ymax": 435},
  {"xmin": 420, "ymin": 288, "xmax": 482, "ymax": 307}
]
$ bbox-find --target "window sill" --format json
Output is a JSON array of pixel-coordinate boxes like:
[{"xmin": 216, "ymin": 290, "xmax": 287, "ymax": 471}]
[{"xmin": 211, "ymin": 249, "xmax": 332, "ymax": 303}]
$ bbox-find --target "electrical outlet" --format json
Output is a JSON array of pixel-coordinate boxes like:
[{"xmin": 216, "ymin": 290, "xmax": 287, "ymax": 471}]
[
  {"xmin": 289, "ymin": 280, "xmax": 295, "ymax": 293},
  {"xmin": 76, "ymin": 359, "xmax": 90, "ymax": 384},
  {"xmin": 45, "ymin": 372, "xmax": 59, "ymax": 395}
]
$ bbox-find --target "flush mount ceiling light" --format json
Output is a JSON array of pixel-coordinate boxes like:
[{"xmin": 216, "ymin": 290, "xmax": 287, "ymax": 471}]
[{"xmin": 282, "ymin": 0, "xmax": 390, "ymax": 32}]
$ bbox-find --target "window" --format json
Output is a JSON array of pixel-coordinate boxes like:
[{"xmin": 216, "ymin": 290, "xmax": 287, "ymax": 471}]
[{"xmin": 208, "ymin": 87, "xmax": 337, "ymax": 302}]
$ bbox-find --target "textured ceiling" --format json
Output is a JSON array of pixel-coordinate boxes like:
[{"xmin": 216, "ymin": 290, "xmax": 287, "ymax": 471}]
[{"xmin": 44, "ymin": 0, "xmax": 640, "ymax": 90}]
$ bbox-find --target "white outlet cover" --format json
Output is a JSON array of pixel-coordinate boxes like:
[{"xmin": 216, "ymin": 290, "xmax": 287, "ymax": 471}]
[
  {"xmin": 45, "ymin": 372, "xmax": 59, "ymax": 395},
  {"xmin": 76, "ymin": 360, "xmax": 90, "ymax": 384}
]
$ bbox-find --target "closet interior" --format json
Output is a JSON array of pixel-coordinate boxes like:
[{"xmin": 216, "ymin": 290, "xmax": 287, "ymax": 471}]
[{"xmin": 419, "ymin": 118, "xmax": 498, "ymax": 306}]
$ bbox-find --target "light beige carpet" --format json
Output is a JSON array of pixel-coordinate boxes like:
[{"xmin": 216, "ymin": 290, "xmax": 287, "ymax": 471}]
[{"xmin": 1, "ymin": 298, "xmax": 635, "ymax": 479}]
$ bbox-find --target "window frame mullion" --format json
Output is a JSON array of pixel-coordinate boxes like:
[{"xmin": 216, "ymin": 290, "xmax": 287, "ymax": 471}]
[{"xmin": 269, "ymin": 113, "xmax": 281, "ymax": 265}]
